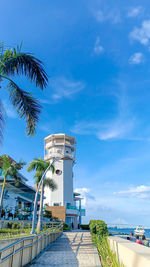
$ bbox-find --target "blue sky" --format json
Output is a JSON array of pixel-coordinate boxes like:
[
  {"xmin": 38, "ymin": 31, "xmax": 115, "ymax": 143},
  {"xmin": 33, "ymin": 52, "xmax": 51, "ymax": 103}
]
[{"xmin": 1, "ymin": 0, "xmax": 150, "ymax": 225}]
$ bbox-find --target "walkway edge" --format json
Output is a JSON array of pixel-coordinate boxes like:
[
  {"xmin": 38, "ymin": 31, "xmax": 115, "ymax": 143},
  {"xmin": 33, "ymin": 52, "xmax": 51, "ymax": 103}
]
[{"xmin": 93, "ymin": 246, "xmax": 102, "ymax": 267}]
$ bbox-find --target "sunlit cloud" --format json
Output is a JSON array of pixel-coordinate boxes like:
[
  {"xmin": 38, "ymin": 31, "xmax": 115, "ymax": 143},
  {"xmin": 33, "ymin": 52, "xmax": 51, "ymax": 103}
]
[
  {"xmin": 51, "ymin": 76, "xmax": 85, "ymax": 101},
  {"xmin": 94, "ymin": 36, "xmax": 104, "ymax": 55},
  {"xmin": 114, "ymin": 185, "xmax": 150, "ymax": 199},
  {"xmin": 3, "ymin": 100, "xmax": 17, "ymax": 119},
  {"xmin": 75, "ymin": 187, "xmax": 95, "ymax": 207},
  {"xmin": 93, "ymin": 8, "xmax": 121, "ymax": 24},
  {"xmin": 127, "ymin": 6, "xmax": 143, "ymax": 18},
  {"xmin": 130, "ymin": 20, "xmax": 150, "ymax": 46},
  {"xmin": 129, "ymin": 52, "xmax": 144, "ymax": 64},
  {"xmin": 71, "ymin": 119, "xmax": 134, "ymax": 141},
  {"xmin": 71, "ymin": 90, "xmax": 135, "ymax": 141}
]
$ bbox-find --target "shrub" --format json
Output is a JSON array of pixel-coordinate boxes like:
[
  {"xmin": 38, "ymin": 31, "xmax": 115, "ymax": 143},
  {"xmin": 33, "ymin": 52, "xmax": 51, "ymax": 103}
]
[
  {"xmin": 0, "ymin": 229, "xmax": 19, "ymax": 233},
  {"xmin": 12, "ymin": 222, "xmax": 21, "ymax": 229},
  {"xmin": 7, "ymin": 222, "xmax": 21, "ymax": 229},
  {"xmin": 80, "ymin": 224, "xmax": 89, "ymax": 230},
  {"xmin": 7, "ymin": 222, "xmax": 13, "ymax": 229},
  {"xmin": 89, "ymin": 220, "xmax": 108, "ymax": 243},
  {"xmin": 24, "ymin": 223, "xmax": 31, "ymax": 229},
  {"xmin": 44, "ymin": 210, "xmax": 52, "ymax": 218},
  {"xmin": 63, "ymin": 223, "xmax": 71, "ymax": 231}
]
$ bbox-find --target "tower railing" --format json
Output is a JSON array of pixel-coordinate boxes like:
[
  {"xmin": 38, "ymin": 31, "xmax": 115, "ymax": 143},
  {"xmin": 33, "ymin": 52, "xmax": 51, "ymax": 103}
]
[{"xmin": 44, "ymin": 151, "xmax": 75, "ymax": 162}]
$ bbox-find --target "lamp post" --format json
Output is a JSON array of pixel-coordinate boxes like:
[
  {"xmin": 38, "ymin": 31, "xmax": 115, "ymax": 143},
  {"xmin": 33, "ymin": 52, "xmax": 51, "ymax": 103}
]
[{"xmin": 30, "ymin": 156, "xmax": 62, "ymax": 234}]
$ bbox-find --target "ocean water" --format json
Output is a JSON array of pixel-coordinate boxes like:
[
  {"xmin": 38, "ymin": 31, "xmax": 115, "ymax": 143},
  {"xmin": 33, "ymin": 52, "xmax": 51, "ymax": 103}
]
[{"xmin": 108, "ymin": 227, "xmax": 150, "ymax": 238}]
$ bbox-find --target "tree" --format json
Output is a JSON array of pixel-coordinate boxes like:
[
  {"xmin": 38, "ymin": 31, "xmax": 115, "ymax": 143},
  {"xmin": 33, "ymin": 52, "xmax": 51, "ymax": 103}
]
[
  {"xmin": 27, "ymin": 158, "xmax": 56, "ymax": 232},
  {"xmin": 0, "ymin": 155, "xmax": 25, "ymax": 217},
  {"xmin": 0, "ymin": 43, "xmax": 48, "ymax": 140}
]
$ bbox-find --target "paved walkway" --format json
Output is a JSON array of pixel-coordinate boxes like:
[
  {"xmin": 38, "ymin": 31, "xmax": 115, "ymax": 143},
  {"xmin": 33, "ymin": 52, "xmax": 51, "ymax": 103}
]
[{"xmin": 30, "ymin": 231, "xmax": 101, "ymax": 267}]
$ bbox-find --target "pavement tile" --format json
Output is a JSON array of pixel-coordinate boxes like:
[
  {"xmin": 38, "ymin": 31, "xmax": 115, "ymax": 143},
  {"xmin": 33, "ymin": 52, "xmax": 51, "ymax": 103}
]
[{"xmin": 29, "ymin": 231, "xmax": 101, "ymax": 267}]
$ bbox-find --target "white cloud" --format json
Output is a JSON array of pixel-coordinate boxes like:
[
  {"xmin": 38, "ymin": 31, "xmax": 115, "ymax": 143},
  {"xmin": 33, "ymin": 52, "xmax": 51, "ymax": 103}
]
[
  {"xmin": 130, "ymin": 20, "xmax": 150, "ymax": 46},
  {"xmin": 3, "ymin": 100, "xmax": 17, "ymax": 119},
  {"xmin": 71, "ymin": 91, "xmax": 135, "ymax": 141},
  {"xmin": 115, "ymin": 185, "xmax": 150, "ymax": 199},
  {"xmin": 75, "ymin": 187, "xmax": 95, "ymax": 207},
  {"xmin": 94, "ymin": 9, "xmax": 120, "ymax": 24},
  {"xmin": 129, "ymin": 52, "xmax": 144, "ymax": 64},
  {"xmin": 94, "ymin": 37, "xmax": 104, "ymax": 55},
  {"xmin": 127, "ymin": 6, "xmax": 142, "ymax": 18},
  {"xmin": 51, "ymin": 76, "xmax": 85, "ymax": 101},
  {"xmin": 111, "ymin": 218, "xmax": 129, "ymax": 225},
  {"xmin": 71, "ymin": 118, "xmax": 134, "ymax": 141}
]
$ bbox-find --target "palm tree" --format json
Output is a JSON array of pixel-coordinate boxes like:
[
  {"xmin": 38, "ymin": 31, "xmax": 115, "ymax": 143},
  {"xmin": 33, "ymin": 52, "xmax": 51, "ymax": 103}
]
[
  {"xmin": 27, "ymin": 158, "xmax": 56, "ymax": 232},
  {"xmin": 0, "ymin": 43, "xmax": 48, "ymax": 140},
  {"xmin": 0, "ymin": 155, "xmax": 25, "ymax": 217}
]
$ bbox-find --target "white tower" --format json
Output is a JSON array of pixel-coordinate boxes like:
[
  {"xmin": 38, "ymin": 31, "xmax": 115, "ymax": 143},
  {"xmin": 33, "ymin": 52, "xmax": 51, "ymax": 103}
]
[{"xmin": 44, "ymin": 133, "xmax": 76, "ymax": 207}]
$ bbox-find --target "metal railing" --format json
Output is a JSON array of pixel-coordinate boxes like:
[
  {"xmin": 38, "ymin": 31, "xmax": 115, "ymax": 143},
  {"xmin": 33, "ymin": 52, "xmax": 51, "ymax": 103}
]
[
  {"xmin": 66, "ymin": 206, "xmax": 86, "ymax": 213},
  {"xmin": 66, "ymin": 205, "xmax": 78, "ymax": 210},
  {"xmin": 0, "ymin": 222, "xmax": 63, "ymax": 267}
]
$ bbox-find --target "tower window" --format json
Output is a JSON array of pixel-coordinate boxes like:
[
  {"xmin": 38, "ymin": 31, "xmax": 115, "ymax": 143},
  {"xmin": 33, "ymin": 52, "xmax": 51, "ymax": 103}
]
[{"xmin": 55, "ymin": 169, "xmax": 62, "ymax": 175}]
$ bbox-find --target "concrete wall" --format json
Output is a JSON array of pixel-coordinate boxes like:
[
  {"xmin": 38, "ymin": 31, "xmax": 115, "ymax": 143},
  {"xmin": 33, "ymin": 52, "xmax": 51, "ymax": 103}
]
[
  {"xmin": 44, "ymin": 159, "xmax": 63, "ymax": 206},
  {"xmin": 63, "ymin": 159, "xmax": 73, "ymax": 206},
  {"xmin": 109, "ymin": 236, "xmax": 150, "ymax": 267},
  {"xmin": 44, "ymin": 157, "xmax": 74, "ymax": 207}
]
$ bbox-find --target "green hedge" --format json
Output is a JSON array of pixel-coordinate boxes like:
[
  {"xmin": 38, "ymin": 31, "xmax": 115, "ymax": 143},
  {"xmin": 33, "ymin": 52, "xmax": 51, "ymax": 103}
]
[
  {"xmin": 89, "ymin": 220, "xmax": 123, "ymax": 267},
  {"xmin": 0, "ymin": 229, "xmax": 20, "ymax": 233},
  {"xmin": 80, "ymin": 224, "xmax": 89, "ymax": 230},
  {"xmin": 89, "ymin": 220, "xmax": 108, "ymax": 244},
  {"xmin": 8, "ymin": 222, "xmax": 21, "ymax": 229},
  {"xmin": 63, "ymin": 223, "xmax": 71, "ymax": 231}
]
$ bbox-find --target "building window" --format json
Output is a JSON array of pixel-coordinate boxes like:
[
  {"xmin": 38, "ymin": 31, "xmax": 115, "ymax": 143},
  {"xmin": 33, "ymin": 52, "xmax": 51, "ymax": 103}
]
[{"xmin": 55, "ymin": 169, "xmax": 62, "ymax": 175}]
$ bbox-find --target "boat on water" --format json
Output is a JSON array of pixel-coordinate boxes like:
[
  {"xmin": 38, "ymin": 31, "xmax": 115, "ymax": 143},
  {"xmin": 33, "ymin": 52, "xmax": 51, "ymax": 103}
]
[{"xmin": 134, "ymin": 225, "xmax": 145, "ymax": 236}]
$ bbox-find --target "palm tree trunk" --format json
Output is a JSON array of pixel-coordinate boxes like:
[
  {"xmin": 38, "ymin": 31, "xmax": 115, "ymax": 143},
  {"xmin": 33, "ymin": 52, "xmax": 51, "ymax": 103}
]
[
  {"xmin": 0, "ymin": 175, "xmax": 6, "ymax": 217},
  {"xmin": 36, "ymin": 180, "xmax": 44, "ymax": 233}
]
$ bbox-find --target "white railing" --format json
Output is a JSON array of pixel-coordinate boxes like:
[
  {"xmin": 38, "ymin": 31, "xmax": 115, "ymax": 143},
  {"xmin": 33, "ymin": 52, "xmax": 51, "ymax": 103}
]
[
  {"xmin": 44, "ymin": 152, "xmax": 75, "ymax": 161},
  {"xmin": 0, "ymin": 222, "xmax": 63, "ymax": 267}
]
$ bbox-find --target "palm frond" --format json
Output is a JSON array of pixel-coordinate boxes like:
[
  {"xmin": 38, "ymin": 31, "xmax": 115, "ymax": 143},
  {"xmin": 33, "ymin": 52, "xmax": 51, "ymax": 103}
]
[
  {"xmin": 0, "ymin": 155, "xmax": 12, "ymax": 175},
  {"xmin": 27, "ymin": 158, "xmax": 48, "ymax": 172},
  {"xmin": 50, "ymin": 164, "xmax": 55, "ymax": 174},
  {"xmin": 44, "ymin": 178, "xmax": 57, "ymax": 191},
  {"xmin": 34, "ymin": 174, "xmax": 41, "ymax": 186},
  {"xmin": 2, "ymin": 51, "xmax": 48, "ymax": 90},
  {"xmin": 15, "ymin": 160, "xmax": 26, "ymax": 169},
  {"xmin": 0, "ymin": 155, "xmax": 23, "ymax": 185},
  {"xmin": 8, "ymin": 80, "xmax": 41, "ymax": 136},
  {"xmin": 27, "ymin": 160, "xmax": 39, "ymax": 172}
]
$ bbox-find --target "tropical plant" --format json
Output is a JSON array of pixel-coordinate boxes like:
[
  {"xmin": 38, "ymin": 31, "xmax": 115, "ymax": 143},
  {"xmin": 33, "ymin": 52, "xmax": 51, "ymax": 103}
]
[
  {"xmin": 27, "ymin": 158, "xmax": 56, "ymax": 232},
  {"xmin": 0, "ymin": 155, "xmax": 25, "ymax": 217},
  {"xmin": 0, "ymin": 42, "xmax": 48, "ymax": 140},
  {"xmin": 89, "ymin": 220, "xmax": 124, "ymax": 267}
]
